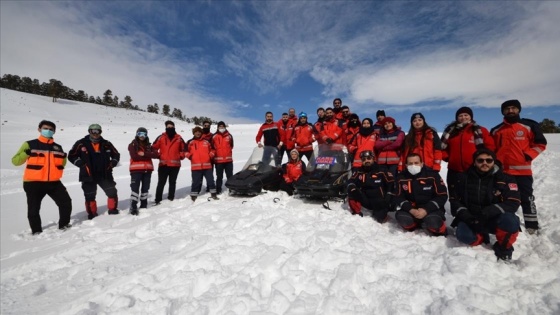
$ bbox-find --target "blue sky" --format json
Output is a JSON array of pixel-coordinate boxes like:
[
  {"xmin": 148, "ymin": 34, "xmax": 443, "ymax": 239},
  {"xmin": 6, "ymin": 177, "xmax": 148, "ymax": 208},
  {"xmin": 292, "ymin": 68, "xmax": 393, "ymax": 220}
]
[{"xmin": 1, "ymin": 1, "xmax": 559, "ymax": 130}]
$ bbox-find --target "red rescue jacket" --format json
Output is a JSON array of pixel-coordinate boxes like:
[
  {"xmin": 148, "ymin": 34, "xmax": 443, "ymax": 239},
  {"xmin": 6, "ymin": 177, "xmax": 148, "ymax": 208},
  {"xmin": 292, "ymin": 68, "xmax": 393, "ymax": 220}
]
[
  {"xmin": 152, "ymin": 133, "xmax": 185, "ymax": 167},
  {"xmin": 212, "ymin": 130, "xmax": 234, "ymax": 164},
  {"xmin": 283, "ymin": 159, "xmax": 305, "ymax": 183},
  {"xmin": 442, "ymin": 124, "xmax": 495, "ymax": 173},
  {"xmin": 400, "ymin": 128, "xmax": 442, "ymax": 171},
  {"xmin": 185, "ymin": 137, "xmax": 215, "ymax": 170},
  {"xmin": 292, "ymin": 122, "xmax": 315, "ymax": 152},
  {"xmin": 375, "ymin": 128, "xmax": 405, "ymax": 166},
  {"xmin": 128, "ymin": 138, "xmax": 159, "ymax": 173}
]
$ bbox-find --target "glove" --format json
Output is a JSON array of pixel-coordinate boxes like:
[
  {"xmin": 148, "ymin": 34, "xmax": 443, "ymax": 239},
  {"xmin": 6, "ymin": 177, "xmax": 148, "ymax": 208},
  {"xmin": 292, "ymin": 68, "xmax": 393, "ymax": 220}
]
[
  {"xmin": 482, "ymin": 205, "xmax": 502, "ymax": 220},
  {"xmin": 25, "ymin": 149, "xmax": 31, "ymax": 155},
  {"xmin": 524, "ymin": 153, "xmax": 532, "ymax": 162},
  {"xmin": 74, "ymin": 159, "xmax": 84, "ymax": 167},
  {"xmin": 110, "ymin": 160, "xmax": 119, "ymax": 167},
  {"xmin": 492, "ymin": 242, "xmax": 513, "ymax": 261},
  {"xmin": 325, "ymin": 138, "xmax": 334, "ymax": 144},
  {"xmin": 456, "ymin": 209, "xmax": 476, "ymax": 225},
  {"xmin": 347, "ymin": 183, "xmax": 360, "ymax": 200}
]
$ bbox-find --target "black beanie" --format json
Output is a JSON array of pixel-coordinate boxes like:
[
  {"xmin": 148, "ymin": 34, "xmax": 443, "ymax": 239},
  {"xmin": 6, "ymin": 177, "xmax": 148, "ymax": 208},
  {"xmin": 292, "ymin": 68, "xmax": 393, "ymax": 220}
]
[
  {"xmin": 501, "ymin": 100, "xmax": 521, "ymax": 113},
  {"xmin": 456, "ymin": 107, "xmax": 474, "ymax": 120},
  {"xmin": 217, "ymin": 121, "xmax": 226, "ymax": 127},
  {"xmin": 136, "ymin": 127, "xmax": 148, "ymax": 134},
  {"xmin": 410, "ymin": 112, "xmax": 425, "ymax": 124},
  {"xmin": 376, "ymin": 110, "xmax": 386, "ymax": 118},
  {"xmin": 165, "ymin": 120, "xmax": 175, "ymax": 127}
]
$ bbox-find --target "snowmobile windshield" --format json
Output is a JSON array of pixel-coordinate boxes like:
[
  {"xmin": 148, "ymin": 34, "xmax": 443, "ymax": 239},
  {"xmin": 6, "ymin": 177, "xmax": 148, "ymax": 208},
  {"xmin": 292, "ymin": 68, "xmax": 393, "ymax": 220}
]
[
  {"xmin": 241, "ymin": 146, "xmax": 279, "ymax": 172},
  {"xmin": 306, "ymin": 144, "xmax": 349, "ymax": 173}
]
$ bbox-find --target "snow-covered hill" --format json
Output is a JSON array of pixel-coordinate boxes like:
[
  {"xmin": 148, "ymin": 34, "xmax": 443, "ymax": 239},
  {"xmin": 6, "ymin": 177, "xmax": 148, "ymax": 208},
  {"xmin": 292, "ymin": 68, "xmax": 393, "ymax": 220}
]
[{"xmin": 1, "ymin": 89, "xmax": 559, "ymax": 314}]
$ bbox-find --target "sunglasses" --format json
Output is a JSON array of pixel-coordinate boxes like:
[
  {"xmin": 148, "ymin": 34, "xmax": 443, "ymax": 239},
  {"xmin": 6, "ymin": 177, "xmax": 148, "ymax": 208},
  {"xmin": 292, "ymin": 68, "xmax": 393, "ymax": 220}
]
[
  {"xmin": 137, "ymin": 132, "xmax": 147, "ymax": 137},
  {"xmin": 361, "ymin": 156, "xmax": 374, "ymax": 161},
  {"xmin": 476, "ymin": 158, "xmax": 494, "ymax": 164},
  {"xmin": 89, "ymin": 129, "xmax": 101, "ymax": 135}
]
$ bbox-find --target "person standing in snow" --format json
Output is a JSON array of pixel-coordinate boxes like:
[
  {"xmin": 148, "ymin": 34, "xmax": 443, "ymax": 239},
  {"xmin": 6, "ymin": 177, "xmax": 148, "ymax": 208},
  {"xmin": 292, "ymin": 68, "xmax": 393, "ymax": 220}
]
[
  {"xmin": 12, "ymin": 120, "xmax": 72, "ymax": 234},
  {"xmin": 441, "ymin": 106, "xmax": 495, "ymax": 197},
  {"xmin": 256, "ymin": 111, "xmax": 283, "ymax": 166},
  {"xmin": 128, "ymin": 127, "xmax": 159, "ymax": 215},
  {"xmin": 211, "ymin": 121, "xmax": 234, "ymax": 195},
  {"xmin": 185, "ymin": 126, "xmax": 218, "ymax": 201},
  {"xmin": 375, "ymin": 116, "xmax": 405, "ymax": 180},
  {"xmin": 450, "ymin": 148, "xmax": 521, "ymax": 260},
  {"xmin": 68, "ymin": 123, "xmax": 120, "ymax": 219},
  {"xmin": 292, "ymin": 112, "xmax": 315, "ymax": 162},
  {"xmin": 279, "ymin": 149, "xmax": 306, "ymax": 196},
  {"xmin": 346, "ymin": 150, "xmax": 394, "ymax": 223},
  {"xmin": 491, "ymin": 100, "xmax": 547, "ymax": 235},
  {"xmin": 394, "ymin": 153, "xmax": 448, "ymax": 236},
  {"xmin": 151, "ymin": 120, "xmax": 185, "ymax": 205},
  {"xmin": 313, "ymin": 107, "xmax": 326, "ymax": 145}
]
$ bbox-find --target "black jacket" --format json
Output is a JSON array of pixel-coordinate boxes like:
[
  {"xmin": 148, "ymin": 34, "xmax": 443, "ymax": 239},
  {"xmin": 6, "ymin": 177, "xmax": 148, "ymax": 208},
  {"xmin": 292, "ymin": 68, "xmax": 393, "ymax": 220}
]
[
  {"xmin": 348, "ymin": 164, "xmax": 394, "ymax": 209},
  {"xmin": 394, "ymin": 166, "xmax": 448, "ymax": 214},
  {"xmin": 68, "ymin": 135, "xmax": 120, "ymax": 182}
]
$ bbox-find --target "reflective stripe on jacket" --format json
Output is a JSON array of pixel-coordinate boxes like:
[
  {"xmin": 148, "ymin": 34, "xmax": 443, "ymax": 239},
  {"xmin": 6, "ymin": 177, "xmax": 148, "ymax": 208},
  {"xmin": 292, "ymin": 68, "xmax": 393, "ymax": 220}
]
[
  {"xmin": 152, "ymin": 133, "xmax": 185, "ymax": 167},
  {"xmin": 185, "ymin": 138, "xmax": 215, "ymax": 170},
  {"xmin": 12, "ymin": 136, "xmax": 66, "ymax": 182},
  {"xmin": 212, "ymin": 131, "xmax": 234, "ymax": 164}
]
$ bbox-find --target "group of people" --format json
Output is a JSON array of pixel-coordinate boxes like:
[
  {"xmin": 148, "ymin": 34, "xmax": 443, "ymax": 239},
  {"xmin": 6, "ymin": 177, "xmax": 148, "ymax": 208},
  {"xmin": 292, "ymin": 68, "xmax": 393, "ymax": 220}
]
[
  {"xmin": 12, "ymin": 119, "xmax": 234, "ymax": 233},
  {"xmin": 12, "ymin": 99, "xmax": 547, "ymax": 261},
  {"xmin": 255, "ymin": 98, "xmax": 546, "ymax": 261}
]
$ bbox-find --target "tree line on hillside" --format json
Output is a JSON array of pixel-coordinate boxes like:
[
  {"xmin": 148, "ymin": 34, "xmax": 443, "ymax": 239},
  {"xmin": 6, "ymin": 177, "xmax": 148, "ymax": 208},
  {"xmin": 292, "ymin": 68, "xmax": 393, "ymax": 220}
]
[{"xmin": 0, "ymin": 73, "xmax": 218, "ymax": 126}]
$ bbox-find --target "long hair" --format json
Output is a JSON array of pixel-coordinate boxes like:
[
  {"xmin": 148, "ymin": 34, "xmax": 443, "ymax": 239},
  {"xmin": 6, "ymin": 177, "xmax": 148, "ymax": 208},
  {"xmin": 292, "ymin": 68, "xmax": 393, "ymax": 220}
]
[{"xmin": 404, "ymin": 121, "xmax": 436, "ymax": 149}]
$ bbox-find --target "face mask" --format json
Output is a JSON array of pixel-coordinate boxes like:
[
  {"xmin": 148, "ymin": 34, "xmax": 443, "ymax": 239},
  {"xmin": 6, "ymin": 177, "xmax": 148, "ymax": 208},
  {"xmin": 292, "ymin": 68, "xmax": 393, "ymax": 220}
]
[
  {"xmin": 41, "ymin": 129, "xmax": 54, "ymax": 138},
  {"xmin": 407, "ymin": 165, "xmax": 422, "ymax": 175},
  {"xmin": 203, "ymin": 127, "xmax": 210, "ymax": 133},
  {"xmin": 218, "ymin": 128, "xmax": 226, "ymax": 133}
]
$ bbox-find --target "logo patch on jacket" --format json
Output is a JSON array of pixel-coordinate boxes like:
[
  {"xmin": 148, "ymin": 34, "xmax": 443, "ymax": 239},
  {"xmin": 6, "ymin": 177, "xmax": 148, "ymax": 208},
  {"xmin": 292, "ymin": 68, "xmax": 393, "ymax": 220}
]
[
  {"xmin": 508, "ymin": 183, "xmax": 518, "ymax": 191},
  {"xmin": 402, "ymin": 184, "xmax": 408, "ymax": 190},
  {"xmin": 423, "ymin": 186, "xmax": 432, "ymax": 190}
]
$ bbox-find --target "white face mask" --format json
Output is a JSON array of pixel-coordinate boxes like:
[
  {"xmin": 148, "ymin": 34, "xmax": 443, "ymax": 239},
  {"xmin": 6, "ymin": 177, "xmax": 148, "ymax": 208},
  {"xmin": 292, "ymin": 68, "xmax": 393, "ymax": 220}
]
[
  {"xmin": 218, "ymin": 128, "xmax": 226, "ymax": 133},
  {"xmin": 407, "ymin": 165, "xmax": 422, "ymax": 175}
]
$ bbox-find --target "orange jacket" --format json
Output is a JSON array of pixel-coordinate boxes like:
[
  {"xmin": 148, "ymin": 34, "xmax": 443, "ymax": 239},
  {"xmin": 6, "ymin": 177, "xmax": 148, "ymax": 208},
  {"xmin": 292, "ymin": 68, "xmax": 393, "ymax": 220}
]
[
  {"xmin": 128, "ymin": 139, "xmax": 159, "ymax": 173},
  {"xmin": 345, "ymin": 125, "xmax": 360, "ymax": 148},
  {"xmin": 292, "ymin": 123, "xmax": 315, "ymax": 152},
  {"xmin": 320, "ymin": 118, "xmax": 344, "ymax": 145},
  {"xmin": 442, "ymin": 124, "xmax": 495, "ymax": 173},
  {"xmin": 283, "ymin": 159, "xmax": 305, "ymax": 183},
  {"xmin": 185, "ymin": 137, "xmax": 215, "ymax": 170},
  {"xmin": 400, "ymin": 128, "xmax": 442, "ymax": 171},
  {"xmin": 277, "ymin": 117, "xmax": 297, "ymax": 149},
  {"xmin": 349, "ymin": 133, "xmax": 377, "ymax": 168},
  {"xmin": 375, "ymin": 128, "xmax": 405, "ymax": 166},
  {"xmin": 212, "ymin": 130, "xmax": 234, "ymax": 164},
  {"xmin": 12, "ymin": 135, "xmax": 66, "ymax": 182},
  {"xmin": 491, "ymin": 118, "xmax": 547, "ymax": 176},
  {"xmin": 152, "ymin": 133, "xmax": 185, "ymax": 167}
]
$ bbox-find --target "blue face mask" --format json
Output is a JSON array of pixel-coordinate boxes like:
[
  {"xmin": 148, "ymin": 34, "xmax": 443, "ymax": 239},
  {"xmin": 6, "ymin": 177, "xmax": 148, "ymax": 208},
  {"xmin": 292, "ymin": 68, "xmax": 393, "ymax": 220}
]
[{"xmin": 41, "ymin": 128, "xmax": 54, "ymax": 138}]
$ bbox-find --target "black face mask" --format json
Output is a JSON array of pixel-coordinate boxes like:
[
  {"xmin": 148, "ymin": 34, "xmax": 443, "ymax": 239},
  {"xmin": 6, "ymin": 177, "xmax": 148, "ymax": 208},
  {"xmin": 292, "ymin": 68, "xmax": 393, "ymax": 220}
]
[
  {"xmin": 166, "ymin": 127, "xmax": 176, "ymax": 138},
  {"xmin": 203, "ymin": 127, "xmax": 210, "ymax": 133},
  {"xmin": 349, "ymin": 120, "xmax": 359, "ymax": 127},
  {"xmin": 504, "ymin": 114, "xmax": 520, "ymax": 123},
  {"xmin": 360, "ymin": 126, "xmax": 374, "ymax": 136}
]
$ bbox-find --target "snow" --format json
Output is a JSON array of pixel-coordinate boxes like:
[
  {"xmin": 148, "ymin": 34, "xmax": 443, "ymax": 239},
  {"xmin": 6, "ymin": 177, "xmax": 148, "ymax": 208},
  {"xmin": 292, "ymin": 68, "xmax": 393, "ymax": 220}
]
[{"xmin": 1, "ymin": 88, "xmax": 560, "ymax": 314}]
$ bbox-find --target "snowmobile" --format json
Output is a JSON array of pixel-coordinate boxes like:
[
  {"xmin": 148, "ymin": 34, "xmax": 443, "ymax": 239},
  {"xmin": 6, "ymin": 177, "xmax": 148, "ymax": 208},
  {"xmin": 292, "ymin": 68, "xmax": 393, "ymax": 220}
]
[
  {"xmin": 294, "ymin": 143, "xmax": 351, "ymax": 199},
  {"xmin": 225, "ymin": 146, "xmax": 283, "ymax": 195}
]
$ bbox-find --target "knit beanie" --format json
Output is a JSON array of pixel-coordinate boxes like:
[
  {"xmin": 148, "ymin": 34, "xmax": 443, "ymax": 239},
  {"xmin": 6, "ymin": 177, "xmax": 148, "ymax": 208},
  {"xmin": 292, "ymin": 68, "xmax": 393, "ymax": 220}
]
[
  {"xmin": 501, "ymin": 100, "xmax": 521, "ymax": 113},
  {"xmin": 376, "ymin": 110, "xmax": 386, "ymax": 118},
  {"xmin": 217, "ymin": 121, "xmax": 226, "ymax": 127},
  {"xmin": 165, "ymin": 120, "xmax": 175, "ymax": 127},
  {"xmin": 362, "ymin": 118, "xmax": 374, "ymax": 126},
  {"xmin": 381, "ymin": 117, "xmax": 396, "ymax": 125},
  {"xmin": 410, "ymin": 113, "xmax": 425, "ymax": 124},
  {"xmin": 456, "ymin": 107, "xmax": 473, "ymax": 120}
]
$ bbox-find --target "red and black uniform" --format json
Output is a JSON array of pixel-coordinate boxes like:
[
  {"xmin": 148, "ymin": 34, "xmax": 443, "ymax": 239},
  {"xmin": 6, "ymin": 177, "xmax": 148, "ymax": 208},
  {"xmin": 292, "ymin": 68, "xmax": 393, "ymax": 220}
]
[
  {"xmin": 400, "ymin": 128, "xmax": 443, "ymax": 172},
  {"xmin": 185, "ymin": 137, "xmax": 216, "ymax": 196},
  {"xmin": 451, "ymin": 163, "xmax": 521, "ymax": 259},
  {"xmin": 292, "ymin": 122, "xmax": 315, "ymax": 161},
  {"xmin": 12, "ymin": 135, "xmax": 72, "ymax": 234},
  {"xmin": 280, "ymin": 158, "xmax": 306, "ymax": 196},
  {"xmin": 212, "ymin": 129, "xmax": 234, "ymax": 194},
  {"xmin": 256, "ymin": 121, "xmax": 282, "ymax": 166},
  {"xmin": 313, "ymin": 118, "xmax": 325, "ymax": 145},
  {"xmin": 151, "ymin": 131, "xmax": 185, "ymax": 203},
  {"xmin": 491, "ymin": 117, "xmax": 547, "ymax": 230},
  {"xmin": 69, "ymin": 135, "xmax": 120, "ymax": 217},
  {"xmin": 128, "ymin": 137, "xmax": 159, "ymax": 210},
  {"xmin": 277, "ymin": 117, "xmax": 297, "ymax": 160},
  {"xmin": 394, "ymin": 166, "xmax": 448, "ymax": 235},
  {"xmin": 347, "ymin": 164, "xmax": 394, "ymax": 222}
]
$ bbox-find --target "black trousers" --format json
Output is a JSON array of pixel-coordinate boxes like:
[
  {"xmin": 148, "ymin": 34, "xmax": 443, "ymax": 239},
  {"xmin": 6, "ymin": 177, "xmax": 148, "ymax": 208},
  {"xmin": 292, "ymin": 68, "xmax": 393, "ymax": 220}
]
[
  {"xmin": 215, "ymin": 162, "xmax": 233, "ymax": 193},
  {"xmin": 23, "ymin": 181, "xmax": 72, "ymax": 233},
  {"xmin": 155, "ymin": 166, "xmax": 180, "ymax": 203},
  {"xmin": 514, "ymin": 175, "xmax": 538, "ymax": 229},
  {"xmin": 446, "ymin": 169, "xmax": 466, "ymax": 198},
  {"xmin": 81, "ymin": 178, "xmax": 118, "ymax": 201}
]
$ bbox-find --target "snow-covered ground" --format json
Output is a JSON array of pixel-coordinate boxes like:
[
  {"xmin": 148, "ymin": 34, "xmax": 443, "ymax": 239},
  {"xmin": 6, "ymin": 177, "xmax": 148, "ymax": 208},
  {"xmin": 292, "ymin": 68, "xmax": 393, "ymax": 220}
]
[{"xmin": 1, "ymin": 88, "xmax": 559, "ymax": 314}]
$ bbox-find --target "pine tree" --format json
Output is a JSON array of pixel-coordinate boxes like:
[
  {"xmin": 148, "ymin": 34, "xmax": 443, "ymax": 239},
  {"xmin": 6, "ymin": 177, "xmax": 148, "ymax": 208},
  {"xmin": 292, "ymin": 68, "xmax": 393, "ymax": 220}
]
[
  {"xmin": 103, "ymin": 89, "xmax": 113, "ymax": 106},
  {"xmin": 162, "ymin": 104, "xmax": 170, "ymax": 116}
]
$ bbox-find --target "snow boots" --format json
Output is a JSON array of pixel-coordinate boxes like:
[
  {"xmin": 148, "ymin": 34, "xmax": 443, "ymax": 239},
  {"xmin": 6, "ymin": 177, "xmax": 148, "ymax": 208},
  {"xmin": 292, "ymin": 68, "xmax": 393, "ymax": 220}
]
[{"xmin": 85, "ymin": 201, "xmax": 98, "ymax": 220}]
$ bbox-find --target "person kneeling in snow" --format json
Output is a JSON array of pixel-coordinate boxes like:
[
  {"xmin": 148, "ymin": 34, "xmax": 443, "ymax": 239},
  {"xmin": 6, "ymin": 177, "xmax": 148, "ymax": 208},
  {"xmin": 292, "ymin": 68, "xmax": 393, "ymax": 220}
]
[
  {"xmin": 450, "ymin": 148, "xmax": 521, "ymax": 261},
  {"xmin": 346, "ymin": 150, "xmax": 394, "ymax": 223},
  {"xmin": 280, "ymin": 149, "xmax": 305, "ymax": 196},
  {"xmin": 394, "ymin": 153, "xmax": 448, "ymax": 236}
]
